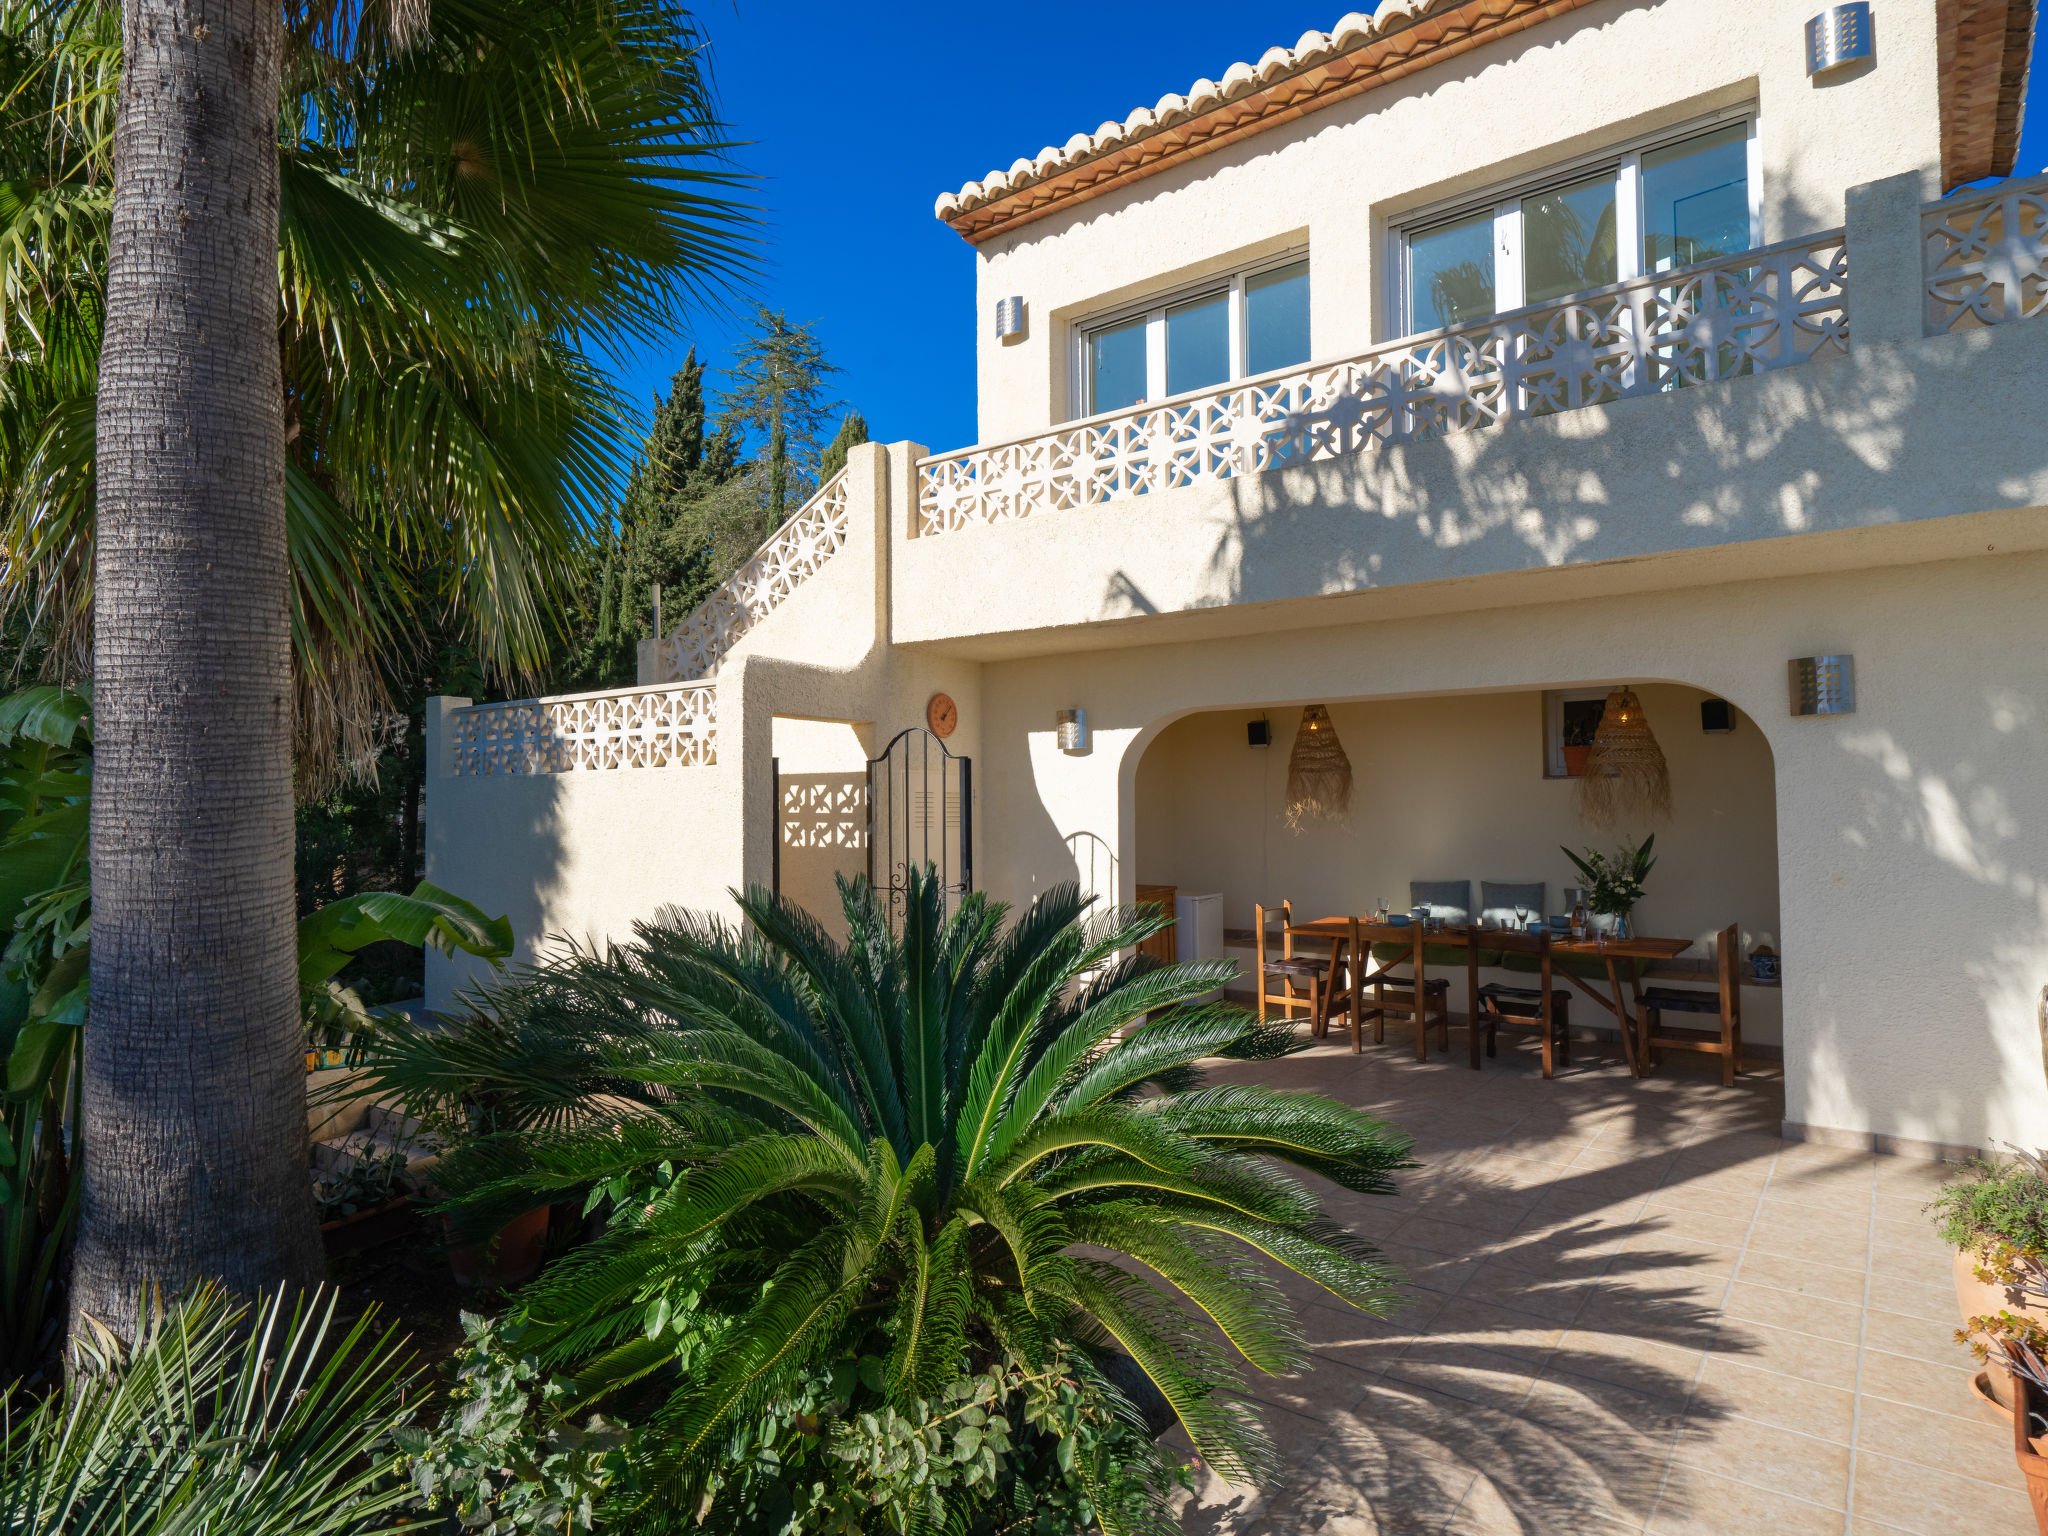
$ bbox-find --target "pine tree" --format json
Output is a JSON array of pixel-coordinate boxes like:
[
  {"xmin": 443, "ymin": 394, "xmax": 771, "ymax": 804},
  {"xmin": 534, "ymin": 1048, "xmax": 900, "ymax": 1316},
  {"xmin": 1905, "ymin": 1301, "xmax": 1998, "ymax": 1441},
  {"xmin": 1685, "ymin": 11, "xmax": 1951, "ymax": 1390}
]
[{"xmin": 719, "ymin": 308, "xmax": 840, "ymax": 523}]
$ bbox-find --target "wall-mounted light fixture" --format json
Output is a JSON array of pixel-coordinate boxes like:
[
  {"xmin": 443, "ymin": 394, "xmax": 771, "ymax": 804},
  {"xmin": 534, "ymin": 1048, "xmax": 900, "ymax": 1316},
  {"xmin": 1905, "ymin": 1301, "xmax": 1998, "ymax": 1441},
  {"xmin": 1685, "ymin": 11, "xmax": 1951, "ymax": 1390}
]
[
  {"xmin": 1805, "ymin": 3, "xmax": 1873, "ymax": 75},
  {"xmin": 994, "ymin": 296, "xmax": 1027, "ymax": 341},
  {"xmin": 1789, "ymin": 655, "xmax": 1856, "ymax": 715},
  {"xmin": 1056, "ymin": 708, "xmax": 1089, "ymax": 752}
]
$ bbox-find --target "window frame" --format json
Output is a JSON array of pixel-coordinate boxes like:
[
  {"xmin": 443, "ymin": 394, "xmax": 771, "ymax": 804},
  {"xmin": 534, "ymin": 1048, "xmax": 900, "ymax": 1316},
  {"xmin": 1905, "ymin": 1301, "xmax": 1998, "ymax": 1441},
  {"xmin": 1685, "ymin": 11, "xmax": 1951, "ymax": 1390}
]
[
  {"xmin": 1391, "ymin": 108, "xmax": 1761, "ymax": 341},
  {"xmin": 1070, "ymin": 250, "xmax": 1309, "ymax": 420}
]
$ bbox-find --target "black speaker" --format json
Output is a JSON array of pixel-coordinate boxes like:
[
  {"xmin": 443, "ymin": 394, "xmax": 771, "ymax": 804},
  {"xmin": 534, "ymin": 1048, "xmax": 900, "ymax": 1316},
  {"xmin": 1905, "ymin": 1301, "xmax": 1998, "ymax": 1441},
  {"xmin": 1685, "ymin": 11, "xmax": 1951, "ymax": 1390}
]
[
  {"xmin": 1247, "ymin": 718, "xmax": 1271, "ymax": 748},
  {"xmin": 1700, "ymin": 699, "xmax": 1734, "ymax": 734}
]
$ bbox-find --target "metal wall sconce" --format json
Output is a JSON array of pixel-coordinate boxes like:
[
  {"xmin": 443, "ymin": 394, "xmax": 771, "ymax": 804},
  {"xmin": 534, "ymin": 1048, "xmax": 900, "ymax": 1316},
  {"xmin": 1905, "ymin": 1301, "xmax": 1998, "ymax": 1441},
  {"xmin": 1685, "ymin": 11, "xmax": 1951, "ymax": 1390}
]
[
  {"xmin": 1056, "ymin": 708, "xmax": 1089, "ymax": 752},
  {"xmin": 1789, "ymin": 655, "xmax": 1856, "ymax": 715},
  {"xmin": 994, "ymin": 296, "xmax": 1027, "ymax": 342},
  {"xmin": 1806, "ymin": 3, "xmax": 1873, "ymax": 75}
]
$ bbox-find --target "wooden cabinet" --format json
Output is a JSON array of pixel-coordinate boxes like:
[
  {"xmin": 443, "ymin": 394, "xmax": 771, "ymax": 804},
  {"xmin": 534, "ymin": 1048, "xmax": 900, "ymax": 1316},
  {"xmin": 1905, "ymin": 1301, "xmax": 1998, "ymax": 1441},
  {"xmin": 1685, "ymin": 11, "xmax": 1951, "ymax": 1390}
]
[{"xmin": 1134, "ymin": 884, "xmax": 1177, "ymax": 966}]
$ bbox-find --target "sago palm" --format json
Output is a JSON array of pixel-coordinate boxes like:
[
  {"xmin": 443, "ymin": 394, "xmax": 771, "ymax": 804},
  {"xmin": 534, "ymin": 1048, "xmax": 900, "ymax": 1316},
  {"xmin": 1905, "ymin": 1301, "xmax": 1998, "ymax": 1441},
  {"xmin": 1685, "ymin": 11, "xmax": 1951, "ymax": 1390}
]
[{"xmin": 359, "ymin": 870, "xmax": 1414, "ymax": 1516}]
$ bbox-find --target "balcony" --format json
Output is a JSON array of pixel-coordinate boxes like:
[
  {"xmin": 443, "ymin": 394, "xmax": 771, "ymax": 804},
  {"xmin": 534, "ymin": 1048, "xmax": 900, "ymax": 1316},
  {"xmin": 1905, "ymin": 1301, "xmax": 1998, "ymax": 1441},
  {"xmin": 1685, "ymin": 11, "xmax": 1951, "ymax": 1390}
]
[{"xmin": 919, "ymin": 233, "xmax": 1851, "ymax": 535}]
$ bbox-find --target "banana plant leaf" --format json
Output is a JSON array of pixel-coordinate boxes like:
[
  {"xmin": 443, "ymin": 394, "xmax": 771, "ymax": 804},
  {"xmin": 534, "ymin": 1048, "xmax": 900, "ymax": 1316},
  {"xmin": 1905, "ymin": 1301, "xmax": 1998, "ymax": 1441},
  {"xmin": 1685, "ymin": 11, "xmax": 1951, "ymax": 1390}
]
[{"xmin": 296, "ymin": 880, "xmax": 514, "ymax": 998}]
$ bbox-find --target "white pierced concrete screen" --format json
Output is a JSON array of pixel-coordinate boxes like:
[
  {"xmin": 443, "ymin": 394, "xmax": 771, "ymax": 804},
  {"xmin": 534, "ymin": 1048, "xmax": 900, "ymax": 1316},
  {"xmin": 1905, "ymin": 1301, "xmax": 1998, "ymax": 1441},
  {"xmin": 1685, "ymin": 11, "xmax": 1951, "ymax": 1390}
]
[
  {"xmin": 781, "ymin": 774, "xmax": 868, "ymax": 850},
  {"xmin": 451, "ymin": 685, "xmax": 716, "ymax": 774},
  {"xmin": 1925, "ymin": 173, "xmax": 2048, "ymax": 334},
  {"xmin": 657, "ymin": 470, "xmax": 851, "ymax": 682},
  {"xmin": 917, "ymin": 234, "xmax": 1849, "ymax": 534}
]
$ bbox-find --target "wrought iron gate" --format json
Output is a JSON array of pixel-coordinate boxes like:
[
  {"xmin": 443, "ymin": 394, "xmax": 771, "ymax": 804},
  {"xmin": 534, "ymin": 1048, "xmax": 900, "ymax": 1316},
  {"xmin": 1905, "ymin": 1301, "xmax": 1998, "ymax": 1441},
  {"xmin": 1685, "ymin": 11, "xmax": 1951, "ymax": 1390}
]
[{"xmin": 867, "ymin": 727, "xmax": 971, "ymax": 919}]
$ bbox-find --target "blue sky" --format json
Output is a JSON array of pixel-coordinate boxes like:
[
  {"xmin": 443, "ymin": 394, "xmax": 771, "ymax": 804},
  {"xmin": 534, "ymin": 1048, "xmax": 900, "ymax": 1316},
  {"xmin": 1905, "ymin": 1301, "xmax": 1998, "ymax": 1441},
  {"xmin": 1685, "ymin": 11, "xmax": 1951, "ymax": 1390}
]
[{"xmin": 611, "ymin": 1, "xmax": 2048, "ymax": 466}]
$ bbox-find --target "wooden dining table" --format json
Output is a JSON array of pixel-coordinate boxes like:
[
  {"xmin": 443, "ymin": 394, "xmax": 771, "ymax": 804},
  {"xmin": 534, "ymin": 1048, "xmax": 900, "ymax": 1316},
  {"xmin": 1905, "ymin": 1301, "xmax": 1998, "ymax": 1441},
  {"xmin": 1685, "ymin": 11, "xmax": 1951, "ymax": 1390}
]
[{"xmin": 1284, "ymin": 917, "xmax": 1694, "ymax": 1078}]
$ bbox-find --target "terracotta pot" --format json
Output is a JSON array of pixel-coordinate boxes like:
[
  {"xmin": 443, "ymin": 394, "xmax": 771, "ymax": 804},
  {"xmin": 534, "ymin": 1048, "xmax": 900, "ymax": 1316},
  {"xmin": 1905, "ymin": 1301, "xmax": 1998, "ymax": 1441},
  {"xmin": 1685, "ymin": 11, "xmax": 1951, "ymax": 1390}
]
[
  {"xmin": 319, "ymin": 1196, "xmax": 416, "ymax": 1260},
  {"xmin": 1956, "ymin": 1248, "xmax": 2048, "ymax": 1411},
  {"xmin": 447, "ymin": 1205, "xmax": 550, "ymax": 1289},
  {"xmin": 1562, "ymin": 745, "xmax": 1591, "ymax": 776},
  {"xmin": 2012, "ymin": 1359, "xmax": 2048, "ymax": 1534}
]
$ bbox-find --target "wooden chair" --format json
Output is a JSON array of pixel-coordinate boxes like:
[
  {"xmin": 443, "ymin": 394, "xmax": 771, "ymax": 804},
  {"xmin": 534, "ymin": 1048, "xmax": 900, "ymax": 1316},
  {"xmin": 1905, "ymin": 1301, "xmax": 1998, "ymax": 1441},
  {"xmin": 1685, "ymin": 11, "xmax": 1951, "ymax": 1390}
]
[
  {"xmin": 1475, "ymin": 982, "xmax": 1573, "ymax": 1069},
  {"xmin": 1361, "ymin": 920, "xmax": 1451, "ymax": 1061},
  {"xmin": 1254, "ymin": 901, "xmax": 1333, "ymax": 1034},
  {"xmin": 1635, "ymin": 923, "xmax": 1745, "ymax": 1084}
]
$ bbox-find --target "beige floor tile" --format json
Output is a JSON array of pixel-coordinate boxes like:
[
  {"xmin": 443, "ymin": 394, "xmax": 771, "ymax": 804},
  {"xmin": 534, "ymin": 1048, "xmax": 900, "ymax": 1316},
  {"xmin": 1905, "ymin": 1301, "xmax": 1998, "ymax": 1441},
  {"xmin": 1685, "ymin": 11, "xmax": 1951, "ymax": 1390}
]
[
  {"xmin": 1646, "ymin": 1464, "xmax": 1850, "ymax": 1535},
  {"xmin": 1733, "ymin": 1247, "xmax": 1868, "ymax": 1305},
  {"xmin": 1872, "ymin": 1190, "xmax": 1943, "ymax": 1226},
  {"xmin": 1853, "ymin": 1392, "xmax": 2023, "ymax": 1489},
  {"xmin": 1551, "ymin": 1327, "xmax": 1706, "ymax": 1405},
  {"xmin": 1383, "ymin": 1342, "xmax": 1546, "ymax": 1409},
  {"xmin": 1691, "ymin": 1353, "xmax": 1858, "ymax": 1443},
  {"xmin": 1627, "ymin": 1205, "xmax": 1756, "ymax": 1252},
  {"xmin": 1748, "ymin": 1206, "xmax": 1874, "ymax": 1259},
  {"xmin": 1848, "ymin": 1449, "xmax": 2036, "ymax": 1536},
  {"xmin": 1876, "ymin": 1272, "xmax": 1968, "ymax": 1326},
  {"xmin": 1670, "ymin": 1411, "xmax": 1852, "ymax": 1506},
  {"xmin": 1864, "ymin": 1305, "xmax": 1980, "ymax": 1368},
  {"xmin": 1421, "ymin": 1294, "xmax": 1569, "ymax": 1360},
  {"xmin": 1871, "ymin": 1215, "xmax": 1951, "ymax": 1258},
  {"xmin": 1390, "ymin": 1212, "xmax": 1516, "ymax": 1259},
  {"xmin": 1644, "ymin": 1182, "xmax": 1763, "ymax": 1222},
  {"xmin": 1713, "ymin": 1318, "xmax": 1860, "ymax": 1387},
  {"xmin": 1721, "ymin": 1278, "xmax": 1867, "ymax": 1344},
  {"xmin": 1855, "ymin": 1346, "xmax": 1984, "ymax": 1418}
]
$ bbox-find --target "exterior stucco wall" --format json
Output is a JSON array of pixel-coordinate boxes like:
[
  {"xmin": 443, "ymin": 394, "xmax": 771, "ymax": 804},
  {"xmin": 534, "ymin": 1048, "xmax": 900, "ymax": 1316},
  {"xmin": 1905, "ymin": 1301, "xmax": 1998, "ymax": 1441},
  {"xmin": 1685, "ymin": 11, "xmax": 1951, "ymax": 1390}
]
[
  {"xmin": 972, "ymin": 548, "xmax": 2048, "ymax": 1156},
  {"xmin": 421, "ymin": 687, "xmax": 749, "ymax": 1010},
  {"xmin": 968, "ymin": 0, "xmax": 1943, "ymax": 444},
  {"xmin": 1133, "ymin": 686, "xmax": 1786, "ymax": 1043},
  {"xmin": 906, "ymin": 292, "xmax": 2048, "ymax": 657}
]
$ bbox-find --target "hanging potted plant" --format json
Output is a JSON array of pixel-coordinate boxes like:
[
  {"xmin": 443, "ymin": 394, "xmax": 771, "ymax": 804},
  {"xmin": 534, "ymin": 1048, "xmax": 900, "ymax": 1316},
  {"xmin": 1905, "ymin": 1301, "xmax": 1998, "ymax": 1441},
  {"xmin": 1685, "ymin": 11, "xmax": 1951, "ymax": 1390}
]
[{"xmin": 1560, "ymin": 835, "xmax": 1656, "ymax": 938}]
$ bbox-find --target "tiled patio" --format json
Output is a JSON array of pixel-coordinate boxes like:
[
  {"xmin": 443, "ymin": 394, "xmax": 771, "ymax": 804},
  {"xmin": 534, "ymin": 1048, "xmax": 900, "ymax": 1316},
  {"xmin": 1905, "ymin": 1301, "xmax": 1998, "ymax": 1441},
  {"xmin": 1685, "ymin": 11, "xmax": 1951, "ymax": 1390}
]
[{"xmin": 1171, "ymin": 1025, "xmax": 2030, "ymax": 1535}]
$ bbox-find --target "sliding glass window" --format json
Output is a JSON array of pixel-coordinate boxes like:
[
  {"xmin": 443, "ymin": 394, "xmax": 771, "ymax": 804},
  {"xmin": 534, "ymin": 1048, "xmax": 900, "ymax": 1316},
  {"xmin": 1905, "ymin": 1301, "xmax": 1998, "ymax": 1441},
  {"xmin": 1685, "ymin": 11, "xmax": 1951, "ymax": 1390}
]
[
  {"xmin": 1078, "ymin": 256, "xmax": 1311, "ymax": 416},
  {"xmin": 1395, "ymin": 117, "xmax": 1756, "ymax": 337}
]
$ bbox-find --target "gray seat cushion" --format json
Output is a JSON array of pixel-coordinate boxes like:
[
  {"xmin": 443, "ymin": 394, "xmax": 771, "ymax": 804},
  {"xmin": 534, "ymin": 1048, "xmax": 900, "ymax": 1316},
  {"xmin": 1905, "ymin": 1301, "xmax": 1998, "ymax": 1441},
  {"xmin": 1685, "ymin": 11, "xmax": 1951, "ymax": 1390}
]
[
  {"xmin": 1481, "ymin": 881, "xmax": 1545, "ymax": 926},
  {"xmin": 1410, "ymin": 880, "xmax": 1471, "ymax": 924},
  {"xmin": 1640, "ymin": 985, "xmax": 1722, "ymax": 1014}
]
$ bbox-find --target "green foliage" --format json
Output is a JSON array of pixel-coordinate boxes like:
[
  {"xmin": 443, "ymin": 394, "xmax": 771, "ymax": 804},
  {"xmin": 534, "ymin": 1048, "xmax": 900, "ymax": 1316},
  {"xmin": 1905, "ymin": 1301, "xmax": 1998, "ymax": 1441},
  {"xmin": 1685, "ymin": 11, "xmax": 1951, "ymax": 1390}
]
[
  {"xmin": 315, "ymin": 1147, "xmax": 420, "ymax": 1224},
  {"xmin": 1560, "ymin": 834, "xmax": 1657, "ymax": 917},
  {"xmin": 1932, "ymin": 1149, "xmax": 2048, "ymax": 1257},
  {"xmin": 391, "ymin": 1312, "xmax": 626, "ymax": 1536},
  {"xmin": 300, "ymin": 881, "xmax": 514, "ymax": 1047},
  {"xmin": 0, "ymin": 1283, "xmax": 415, "ymax": 1534},
  {"xmin": 816, "ymin": 411, "xmax": 868, "ymax": 484},
  {"xmin": 719, "ymin": 309, "xmax": 841, "ymax": 524},
  {"xmin": 0, "ymin": 0, "xmax": 756, "ymax": 788},
  {"xmin": 0, "ymin": 684, "xmax": 89, "ymax": 1378},
  {"xmin": 356, "ymin": 868, "xmax": 1414, "ymax": 1529}
]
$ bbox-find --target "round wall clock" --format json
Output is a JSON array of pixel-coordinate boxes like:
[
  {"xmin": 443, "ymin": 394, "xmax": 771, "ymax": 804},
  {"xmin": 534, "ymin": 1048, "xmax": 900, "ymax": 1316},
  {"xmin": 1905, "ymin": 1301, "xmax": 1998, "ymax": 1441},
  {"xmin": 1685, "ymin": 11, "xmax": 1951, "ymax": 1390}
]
[{"xmin": 926, "ymin": 693, "xmax": 958, "ymax": 739}]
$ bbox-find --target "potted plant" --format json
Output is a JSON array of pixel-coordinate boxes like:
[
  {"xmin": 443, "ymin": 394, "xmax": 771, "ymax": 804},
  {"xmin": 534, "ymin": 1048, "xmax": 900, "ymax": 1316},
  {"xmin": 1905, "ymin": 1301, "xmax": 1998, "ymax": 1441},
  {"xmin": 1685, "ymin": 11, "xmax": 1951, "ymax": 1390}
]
[
  {"xmin": 1950, "ymin": 1246, "xmax": 2048, "ymax": 1531},
  {"xmin": 1931, "ymin": 1149, "xmax": 2048, "ymax": 1413},
  {"xmin": 314, "ymin": 1146, "xmax": 421, "ymax": 1259},
  {"xmin": 1561, "ymin": 835, "xmax": 1656, "ymax": 937}
]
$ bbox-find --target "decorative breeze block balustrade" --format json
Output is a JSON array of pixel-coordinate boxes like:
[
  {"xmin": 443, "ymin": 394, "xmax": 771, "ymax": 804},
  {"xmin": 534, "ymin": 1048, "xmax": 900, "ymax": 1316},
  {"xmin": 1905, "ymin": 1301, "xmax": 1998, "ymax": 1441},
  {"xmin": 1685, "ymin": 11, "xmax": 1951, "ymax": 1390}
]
[
  {"xmin": 1924, "ymin": 173, "xmax": 2048, "ymax": 333},
  {"xmin": 451, "ymin": 685, "xmax": 716, "ymax": 774},
  {"xmin": 918, "ymin": 235, "xmax": 1849, "ymax": 534},
  {"xmin": 657, "ymin": 470, "xmax": 850, "ymax": 682}
]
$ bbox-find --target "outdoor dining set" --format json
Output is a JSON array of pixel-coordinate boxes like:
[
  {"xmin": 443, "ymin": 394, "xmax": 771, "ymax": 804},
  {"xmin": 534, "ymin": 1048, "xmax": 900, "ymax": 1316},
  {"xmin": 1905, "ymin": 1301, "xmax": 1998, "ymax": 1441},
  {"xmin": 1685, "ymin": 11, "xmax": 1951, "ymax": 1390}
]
[{"xmin": 1252, "ymin": 881, "xmax": 1744, "ymax": 1084}]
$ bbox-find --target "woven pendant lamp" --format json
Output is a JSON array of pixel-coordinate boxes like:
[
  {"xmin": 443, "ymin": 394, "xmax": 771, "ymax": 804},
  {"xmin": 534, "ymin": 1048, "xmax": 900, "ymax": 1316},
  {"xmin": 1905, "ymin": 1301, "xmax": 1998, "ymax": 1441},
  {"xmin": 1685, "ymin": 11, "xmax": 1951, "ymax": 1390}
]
[
  {"xmin": 1575, "ymin": 687, "xmax": 1671, "ymax": 826},
  {"xmin": 1285, "ymin": 704, "xmax": 1352, "ymax": 830}
]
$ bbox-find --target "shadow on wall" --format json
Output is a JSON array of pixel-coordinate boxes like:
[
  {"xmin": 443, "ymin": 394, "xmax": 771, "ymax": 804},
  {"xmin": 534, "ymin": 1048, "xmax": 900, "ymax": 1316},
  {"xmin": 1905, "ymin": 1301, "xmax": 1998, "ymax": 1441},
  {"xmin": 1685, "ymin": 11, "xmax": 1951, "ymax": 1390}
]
[
  {"xmin": 779, "ymin": 770, "xmax": 867, "ymax": 940},
  {"xmin": 428, "ymin": 766, "xmax": 567, "ymax": 1010}
]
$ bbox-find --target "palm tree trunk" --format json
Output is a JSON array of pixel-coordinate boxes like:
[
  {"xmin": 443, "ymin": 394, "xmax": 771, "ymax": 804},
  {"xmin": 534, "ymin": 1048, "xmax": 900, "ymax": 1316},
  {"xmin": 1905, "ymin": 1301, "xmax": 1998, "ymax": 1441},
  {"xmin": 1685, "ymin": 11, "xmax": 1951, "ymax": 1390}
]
[{"xmin": 73, "ymin": 0, "xmax": 321, "ymax": 1337}]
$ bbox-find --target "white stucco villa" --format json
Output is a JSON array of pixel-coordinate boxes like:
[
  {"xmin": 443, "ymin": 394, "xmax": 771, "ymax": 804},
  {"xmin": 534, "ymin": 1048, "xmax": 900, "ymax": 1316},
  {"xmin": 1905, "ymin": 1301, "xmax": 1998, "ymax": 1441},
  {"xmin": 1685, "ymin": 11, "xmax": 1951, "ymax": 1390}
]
[{"xmin": 426, "ymin": 0, "xmax": 2047, "ymax": 1162}]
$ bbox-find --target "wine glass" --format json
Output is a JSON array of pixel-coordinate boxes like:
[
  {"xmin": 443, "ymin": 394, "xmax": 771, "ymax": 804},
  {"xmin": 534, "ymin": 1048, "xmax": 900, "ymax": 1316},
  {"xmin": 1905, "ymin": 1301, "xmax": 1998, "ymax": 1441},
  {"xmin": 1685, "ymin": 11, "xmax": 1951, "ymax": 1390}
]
[{"xmin": 1515, "ymin": 904, "xmax": 1530, "ymax": 932}]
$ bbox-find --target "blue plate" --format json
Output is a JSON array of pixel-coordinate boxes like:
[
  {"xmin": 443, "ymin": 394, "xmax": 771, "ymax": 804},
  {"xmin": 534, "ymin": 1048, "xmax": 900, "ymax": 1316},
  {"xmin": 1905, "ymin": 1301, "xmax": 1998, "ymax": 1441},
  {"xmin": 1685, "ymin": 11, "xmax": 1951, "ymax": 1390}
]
[{"xmin": 1386, "ymin": 914, "xmax": 1412, "ymax": 926}]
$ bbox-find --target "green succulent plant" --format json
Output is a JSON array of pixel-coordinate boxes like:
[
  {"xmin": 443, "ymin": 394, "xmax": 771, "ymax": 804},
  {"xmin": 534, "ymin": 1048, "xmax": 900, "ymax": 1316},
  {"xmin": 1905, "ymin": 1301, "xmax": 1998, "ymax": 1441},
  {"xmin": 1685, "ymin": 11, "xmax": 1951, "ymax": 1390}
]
[{"xmin": 356, "ymin": 869, "xmax": 1414, "ymax": 1528}]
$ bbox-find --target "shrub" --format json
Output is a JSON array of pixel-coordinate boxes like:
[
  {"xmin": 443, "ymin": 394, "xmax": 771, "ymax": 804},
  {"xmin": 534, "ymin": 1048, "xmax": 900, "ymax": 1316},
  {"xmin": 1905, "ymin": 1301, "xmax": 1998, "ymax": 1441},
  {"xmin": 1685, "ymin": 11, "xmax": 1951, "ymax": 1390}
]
[
  {"xmin": 1930, "ymin": 1149, "xmax": 2048, "ymax": 1259},
  {"xmin": 360, "ymin": 869, "xmax": 1414, "ymax": 1531}
]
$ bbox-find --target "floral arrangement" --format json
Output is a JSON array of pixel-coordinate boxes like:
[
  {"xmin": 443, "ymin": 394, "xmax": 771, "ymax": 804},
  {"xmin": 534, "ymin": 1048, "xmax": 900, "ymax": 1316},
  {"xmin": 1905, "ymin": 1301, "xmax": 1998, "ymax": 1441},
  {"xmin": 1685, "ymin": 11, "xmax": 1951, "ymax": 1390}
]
[{"xmin": 1560, "ymin": 834, "xmax": 1657, "ymax": 918}]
